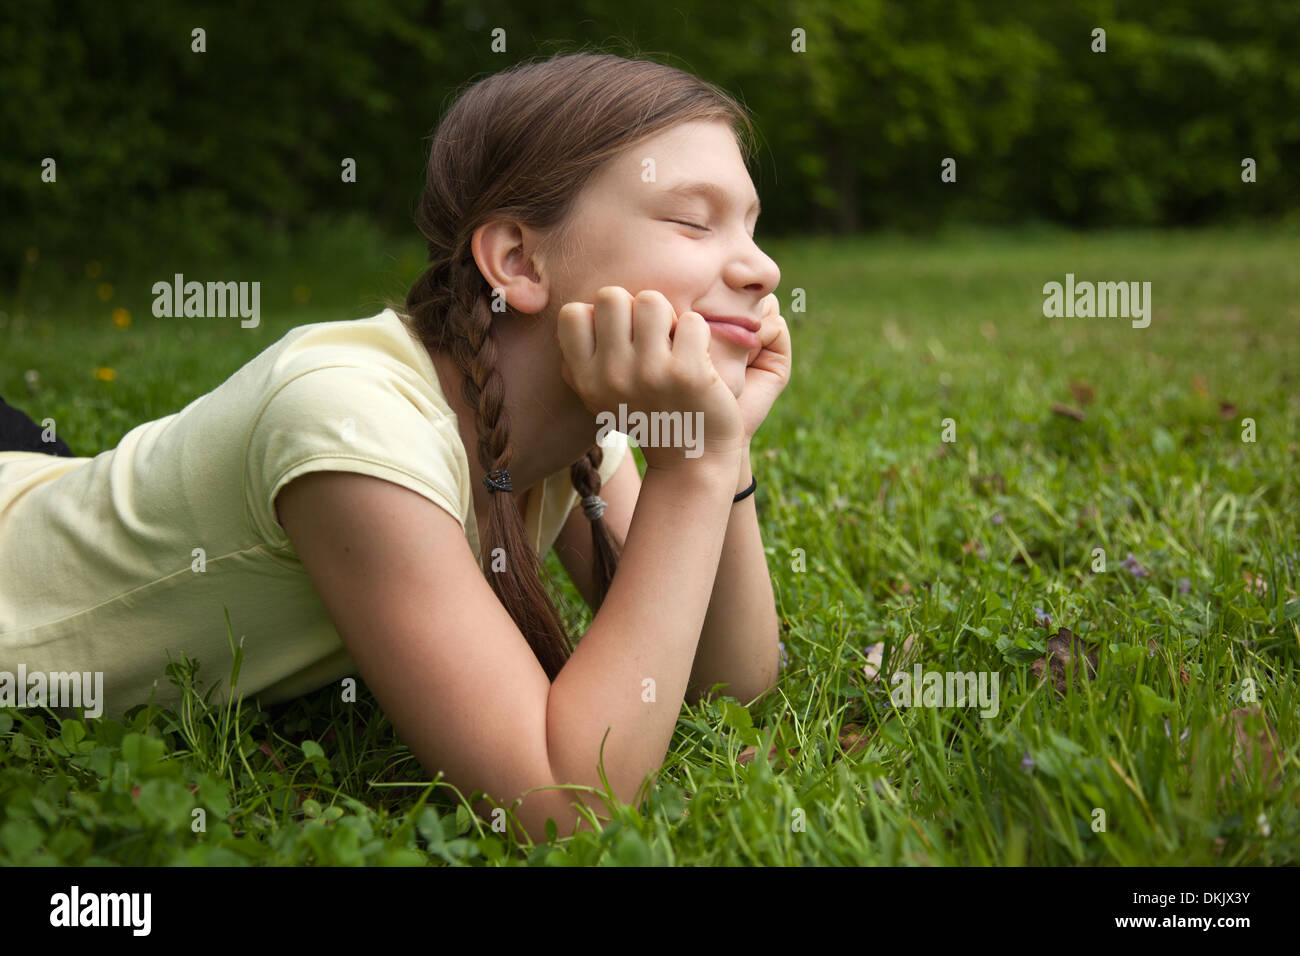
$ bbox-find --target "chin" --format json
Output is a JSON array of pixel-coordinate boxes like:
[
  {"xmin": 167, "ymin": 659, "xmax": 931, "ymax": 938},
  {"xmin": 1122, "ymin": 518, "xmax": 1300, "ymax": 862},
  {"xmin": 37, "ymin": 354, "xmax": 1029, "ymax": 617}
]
[
  {"xmin": 706, "ymin": 341, "xmax": 752, "ymax": 396},
  {"xmin": 718, "ymin": 356, "xmax": 748, "ymax": 397}
]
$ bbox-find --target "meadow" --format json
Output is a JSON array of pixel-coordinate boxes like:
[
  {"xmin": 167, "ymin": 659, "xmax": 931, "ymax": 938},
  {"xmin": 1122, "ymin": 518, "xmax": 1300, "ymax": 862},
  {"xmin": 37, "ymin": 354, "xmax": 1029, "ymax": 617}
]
[{"xmin": 2, "ymin": 219, "xmax": 1297, "ymax": 864}]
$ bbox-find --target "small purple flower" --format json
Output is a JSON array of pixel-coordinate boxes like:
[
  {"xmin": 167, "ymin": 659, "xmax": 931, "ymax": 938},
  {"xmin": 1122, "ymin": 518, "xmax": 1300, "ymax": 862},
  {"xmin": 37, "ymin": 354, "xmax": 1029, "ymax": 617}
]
[
  {"xmin": 777, "ymin": 640, "xmax": 788, "ymax": 671},
  {"xmin": 992, "ymin": 513, "xmax": 1004, "ymax": 525},
  {"xmin": 1020, "ymin": 752, "xmax": 1035, "ymax": 772},
  {"xmin": 1033, "ymin": 608, "xmax": 1051, "ymax": 627},
  {"xmin": 1178, "ymin": 577, "xmax": 1191, "ymax": 594},
  {"xmin": 1121, "ymin": 552, "xmax": 1150, "ymax": 578}
]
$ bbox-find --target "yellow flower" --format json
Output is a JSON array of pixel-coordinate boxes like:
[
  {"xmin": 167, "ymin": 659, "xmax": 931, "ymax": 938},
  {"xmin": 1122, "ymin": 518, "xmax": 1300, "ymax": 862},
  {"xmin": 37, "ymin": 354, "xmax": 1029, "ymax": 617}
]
[
  {"xmin": 97, "ymin": 283, "xmax": 114, "ymax": 302},
  {"xmin": 293, "ymin": 284, "xmax": 312, "ymax": 304},
  {"xmin": 94, "ymin": 366, "xmax": 116, "ymax": 381},
  {"xmin": 112, "ymin": 307, "xmax": 131, "ymax": 328},
  {"xmin": 86, "ymin": 260, "xmax": 103, "ymax": 278}
]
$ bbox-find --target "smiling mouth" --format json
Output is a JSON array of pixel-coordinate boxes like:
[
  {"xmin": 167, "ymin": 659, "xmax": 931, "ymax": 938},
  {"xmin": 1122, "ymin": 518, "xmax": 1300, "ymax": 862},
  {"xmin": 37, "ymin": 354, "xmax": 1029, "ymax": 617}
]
[
  {"xmin": 701, "ymin": 316, "xmax": 761, "ymax": 350},
  {"xmin": 699, "ymin": 313, "xmax": 761, "ymax": 332}
]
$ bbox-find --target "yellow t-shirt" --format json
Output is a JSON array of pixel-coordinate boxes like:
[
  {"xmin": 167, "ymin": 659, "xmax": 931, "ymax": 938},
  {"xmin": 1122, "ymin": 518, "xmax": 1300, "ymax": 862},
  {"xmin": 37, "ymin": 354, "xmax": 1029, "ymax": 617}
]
[{"xmin": 0, "ymin": 308, "xmax": 628, "ymax": 718}]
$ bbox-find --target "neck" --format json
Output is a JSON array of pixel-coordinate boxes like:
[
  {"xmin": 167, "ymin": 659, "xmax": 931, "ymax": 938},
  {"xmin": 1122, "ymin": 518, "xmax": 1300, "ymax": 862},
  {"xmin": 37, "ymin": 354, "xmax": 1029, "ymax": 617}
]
[{"xmin": 426, "ymin": 308, "xmax": 599, "ymax": 496}]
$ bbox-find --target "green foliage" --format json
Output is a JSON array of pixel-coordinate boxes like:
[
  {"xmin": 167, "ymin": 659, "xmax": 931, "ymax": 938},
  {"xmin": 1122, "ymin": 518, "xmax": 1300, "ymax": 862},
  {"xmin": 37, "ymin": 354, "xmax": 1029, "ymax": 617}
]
[
  {"xmin": 3, "ymin": 0, "xmax": 1297, "ymax": 288},
  {"xmin": 2, "ymin": 224, "xmax": 1298, "ymax": 864}
]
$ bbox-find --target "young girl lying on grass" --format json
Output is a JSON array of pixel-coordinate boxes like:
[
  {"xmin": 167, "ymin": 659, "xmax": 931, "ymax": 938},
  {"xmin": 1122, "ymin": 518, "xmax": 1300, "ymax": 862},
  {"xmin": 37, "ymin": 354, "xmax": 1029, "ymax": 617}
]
[{"xmin": 0, "ymin": 52, "xmax": 791, "ymax": 843}]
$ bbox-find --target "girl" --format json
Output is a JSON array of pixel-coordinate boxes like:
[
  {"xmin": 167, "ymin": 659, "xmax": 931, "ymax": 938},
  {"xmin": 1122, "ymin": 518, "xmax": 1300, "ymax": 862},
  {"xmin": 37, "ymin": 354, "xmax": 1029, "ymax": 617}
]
[{"xmin": 0, "ymin": 52, "xmax": 791, "ymax": 843}]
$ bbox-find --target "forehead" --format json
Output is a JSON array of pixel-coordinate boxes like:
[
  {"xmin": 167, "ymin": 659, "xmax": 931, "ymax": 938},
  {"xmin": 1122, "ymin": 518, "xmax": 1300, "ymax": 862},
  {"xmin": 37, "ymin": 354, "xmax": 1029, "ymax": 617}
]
[{"xmin": 590, "ymin": 120, "xmax": 758, "ymax": 211}]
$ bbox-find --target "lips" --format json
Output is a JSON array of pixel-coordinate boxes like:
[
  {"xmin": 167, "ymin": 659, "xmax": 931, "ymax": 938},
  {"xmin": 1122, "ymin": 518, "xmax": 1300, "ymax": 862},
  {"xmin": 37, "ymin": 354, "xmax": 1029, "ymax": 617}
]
[
  {"xmin": 700, "ymin": 314, "xmax": 762, "ymax": 350},
  {"xmin": 700, "ymin": 314, "xmax": 761, "ymax": 333}
]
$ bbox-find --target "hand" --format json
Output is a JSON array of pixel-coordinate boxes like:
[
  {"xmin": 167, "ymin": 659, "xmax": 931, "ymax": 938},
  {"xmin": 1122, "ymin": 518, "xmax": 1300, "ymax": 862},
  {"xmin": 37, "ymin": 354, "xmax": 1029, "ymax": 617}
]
[
  {"xmin": 736, "ymin": 293, "xmax": 792, "ymax": 441},
  {"xmin": 557, "ymin": 287, "xmax": 746, "ymax": 471}
]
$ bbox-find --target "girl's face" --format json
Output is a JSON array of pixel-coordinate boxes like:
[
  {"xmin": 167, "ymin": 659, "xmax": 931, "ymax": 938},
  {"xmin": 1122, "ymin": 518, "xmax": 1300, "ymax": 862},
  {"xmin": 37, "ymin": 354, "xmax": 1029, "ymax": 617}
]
[{"xmin": 544, "ymin": 119, "xmax": 781, "ymax": 398}]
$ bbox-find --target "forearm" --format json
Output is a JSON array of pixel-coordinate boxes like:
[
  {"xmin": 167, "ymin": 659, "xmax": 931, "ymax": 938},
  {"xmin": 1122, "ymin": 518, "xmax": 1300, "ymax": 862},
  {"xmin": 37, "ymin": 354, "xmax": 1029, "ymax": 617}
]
[
  {"xmin": 543, "ymin": 451, "xmax": 741, "ymax": 833},
  {"xmin": 687, "ymin": 445, "xmax": 781, "ymax": 705}
]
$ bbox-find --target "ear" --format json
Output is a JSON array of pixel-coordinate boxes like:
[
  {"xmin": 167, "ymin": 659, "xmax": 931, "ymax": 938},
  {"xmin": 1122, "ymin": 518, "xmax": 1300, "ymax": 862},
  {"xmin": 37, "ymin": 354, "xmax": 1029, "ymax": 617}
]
[{"xmin": 470, "ymin": 219, "xmax": 551, "ymax": 316}]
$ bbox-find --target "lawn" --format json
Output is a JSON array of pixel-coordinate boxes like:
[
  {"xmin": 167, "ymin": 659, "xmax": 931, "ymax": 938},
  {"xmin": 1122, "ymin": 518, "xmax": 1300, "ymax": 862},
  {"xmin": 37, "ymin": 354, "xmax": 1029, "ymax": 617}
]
[{"xmin": 2, "ymin": 220, "xmax": 1297, "ymax": 864}]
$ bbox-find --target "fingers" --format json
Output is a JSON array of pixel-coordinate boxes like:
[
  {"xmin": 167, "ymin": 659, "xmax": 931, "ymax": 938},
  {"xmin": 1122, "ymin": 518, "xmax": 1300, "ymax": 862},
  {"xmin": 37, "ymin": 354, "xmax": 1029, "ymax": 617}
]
[
  {"xmin": 556, "ymin": 300, "xmax": 596, "ymax": 368},
  {"xmin": 559, "ymin": 286, "xmax": 720, "ymax": 395},
  {"xmin": 592, "ymin": 286, "xmax": 634, "ymax": 369},
  {"xmin": 671, "ymin": 310, "xmax": 713, "ymax": 370},
  {"xmin": 630, "ymin": 289, "xmax": 674, "ymax": 368}
]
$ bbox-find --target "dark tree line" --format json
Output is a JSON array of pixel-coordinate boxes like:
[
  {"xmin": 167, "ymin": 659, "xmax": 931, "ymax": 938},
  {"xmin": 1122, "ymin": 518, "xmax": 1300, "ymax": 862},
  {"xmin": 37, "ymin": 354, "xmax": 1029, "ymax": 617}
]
[{"xmin": 2, "ymin": 0, "xmax": 1296, "ymax": 287}]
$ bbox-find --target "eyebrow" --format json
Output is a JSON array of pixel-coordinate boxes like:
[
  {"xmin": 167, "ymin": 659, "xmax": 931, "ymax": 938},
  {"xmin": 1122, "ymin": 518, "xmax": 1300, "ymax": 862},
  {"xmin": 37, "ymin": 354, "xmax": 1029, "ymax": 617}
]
[{"xmin": 659, "ymin": 180, "xmax": 761, "ymax": 219}]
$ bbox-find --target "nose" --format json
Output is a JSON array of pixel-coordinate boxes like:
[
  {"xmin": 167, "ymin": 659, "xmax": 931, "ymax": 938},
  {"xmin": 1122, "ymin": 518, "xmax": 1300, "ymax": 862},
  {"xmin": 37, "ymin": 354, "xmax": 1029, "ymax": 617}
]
[{"xmin": 736, "ymin": 239, "xmax": 780, "ymax": 301}]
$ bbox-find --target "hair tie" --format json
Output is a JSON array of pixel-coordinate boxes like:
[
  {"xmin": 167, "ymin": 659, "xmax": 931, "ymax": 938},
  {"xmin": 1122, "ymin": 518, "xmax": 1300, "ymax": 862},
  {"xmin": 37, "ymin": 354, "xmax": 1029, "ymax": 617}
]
[
  {"xmin": 483, "ymin": 468, "xmax": 514, "ymax": 493},
  {"xmin": 581, "ymin": 494, "xmax": 607, "ymax": 522}
]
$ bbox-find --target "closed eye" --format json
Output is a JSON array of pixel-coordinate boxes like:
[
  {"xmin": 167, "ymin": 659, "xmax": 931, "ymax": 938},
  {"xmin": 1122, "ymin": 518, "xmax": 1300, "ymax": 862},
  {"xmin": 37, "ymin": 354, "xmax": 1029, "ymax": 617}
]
[{"xmin": 667, "ymin": 219, "xmax": 709, "ymax": 232}]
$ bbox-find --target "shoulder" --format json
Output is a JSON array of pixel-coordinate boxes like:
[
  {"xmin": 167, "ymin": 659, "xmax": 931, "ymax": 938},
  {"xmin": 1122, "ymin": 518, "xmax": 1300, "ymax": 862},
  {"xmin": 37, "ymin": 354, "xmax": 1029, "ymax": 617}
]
[{"xmin": 243, "ymin": 329, "xmax": 469, "ymax": 548}]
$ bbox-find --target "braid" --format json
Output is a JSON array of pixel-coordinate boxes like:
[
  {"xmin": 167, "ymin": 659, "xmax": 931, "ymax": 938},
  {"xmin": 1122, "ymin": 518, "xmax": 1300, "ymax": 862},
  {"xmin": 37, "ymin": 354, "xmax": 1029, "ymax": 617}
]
[
  {"xmin": 436, "ymin": 253, "xmax": 575, "ymax": 680},
  {"xmin": 570, "ymin": 445, "xmax": 623, "ymax": 608}
]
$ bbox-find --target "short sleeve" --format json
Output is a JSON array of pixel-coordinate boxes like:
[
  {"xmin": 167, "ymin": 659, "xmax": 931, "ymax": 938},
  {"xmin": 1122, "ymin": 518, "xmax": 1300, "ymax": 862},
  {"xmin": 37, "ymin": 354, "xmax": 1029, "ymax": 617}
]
[{"xmin": 245, "ymin": 365, "xmax": 469, "ymax": 548}]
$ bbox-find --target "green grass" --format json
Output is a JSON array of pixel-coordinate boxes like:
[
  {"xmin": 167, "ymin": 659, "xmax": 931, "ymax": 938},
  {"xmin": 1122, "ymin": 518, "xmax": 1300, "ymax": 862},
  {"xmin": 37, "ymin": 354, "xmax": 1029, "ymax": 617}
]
[{"xmin": 2, "ymin": 219, "xmax": 1298, "ymax": 864}]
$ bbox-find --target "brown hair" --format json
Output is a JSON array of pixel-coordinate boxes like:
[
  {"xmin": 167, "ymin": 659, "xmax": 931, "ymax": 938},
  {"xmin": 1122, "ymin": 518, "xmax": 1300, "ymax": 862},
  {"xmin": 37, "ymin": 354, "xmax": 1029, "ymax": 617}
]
[{"xmin": 397, "ymin": 50, "xmax": 757, "ymax": 680}]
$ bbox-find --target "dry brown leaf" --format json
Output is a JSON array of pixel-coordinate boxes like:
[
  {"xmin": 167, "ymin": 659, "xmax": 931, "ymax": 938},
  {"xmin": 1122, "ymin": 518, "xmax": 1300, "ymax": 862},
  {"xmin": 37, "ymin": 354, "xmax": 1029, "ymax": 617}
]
[
  {"xmin": 1219, "ymin": 400, "xmax": 1238, "ymax": 421},
  {"xmin": 736, "ymin": 741, "xmax": 782, "ymax": 767},
  {"xmin": 1223, "ymin": 705, "xmax": 1283, "ymax": 791},
  {"xmin": 1243, "ymin": 571, "xmax": 1268, "ymax": 596},
  {"xmin": 1029, "ymin": 627, "xmax": 1100, "ymax": 697},
  {"xmin": 1068, "ymin": 380, "xmax": 1095, "ymax": 405},
  {"xmin": 1051, "ymin": 402, "xmax": 1086, "ymax": 422},
  {"xmin": 884, "ymin": 577, "xmax": 913, "ymax": 596},
  {"xmin": 863, "ymin": 632, "xmax": 920, "ymax": 683},
  {"xmin": 839, "ymin": 723, "xmax": 871, "ymax": 756}
]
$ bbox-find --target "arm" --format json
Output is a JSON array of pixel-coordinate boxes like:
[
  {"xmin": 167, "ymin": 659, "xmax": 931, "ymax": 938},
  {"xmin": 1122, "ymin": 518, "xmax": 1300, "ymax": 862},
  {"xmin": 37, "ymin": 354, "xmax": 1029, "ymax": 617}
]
[
  {"xmin": 555, "ymin": 445, "xmax": 781, "ymax": 707},
  {"xmin": 545, "ymin": 452, "xmax": 741, "ymax": 821},
  {"xmin": 276, "ymin": 454, "xmax": 739, "ymax": 845},
  {"xmin": 685, "ymin": 444, "xmax": 781, "ymax": 705}
]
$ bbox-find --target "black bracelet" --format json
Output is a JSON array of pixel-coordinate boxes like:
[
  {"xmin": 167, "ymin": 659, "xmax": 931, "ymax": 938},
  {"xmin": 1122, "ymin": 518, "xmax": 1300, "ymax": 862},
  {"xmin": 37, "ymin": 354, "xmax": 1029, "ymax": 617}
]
[{"xmin": 733, "ymin": 475, "xmax": 757, "ymax": 503}]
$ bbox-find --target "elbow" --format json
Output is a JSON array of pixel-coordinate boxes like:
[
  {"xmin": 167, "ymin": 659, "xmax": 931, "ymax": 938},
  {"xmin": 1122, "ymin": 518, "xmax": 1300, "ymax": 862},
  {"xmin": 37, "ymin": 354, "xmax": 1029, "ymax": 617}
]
[
  {"xmin": 482, "ymin": 785, "xmax": 581, "ymax": 846},
  {"xmin": 748, "ymin": 635, "xmax": 784, "ymax": 702},
  {"xmin": 746, "ymin": 624, "xmax": 784, "ymax": 701},
  {"xmin": 516, "ymin": 793, "xmax": 574, "ymax": 846}
]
